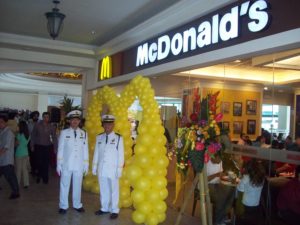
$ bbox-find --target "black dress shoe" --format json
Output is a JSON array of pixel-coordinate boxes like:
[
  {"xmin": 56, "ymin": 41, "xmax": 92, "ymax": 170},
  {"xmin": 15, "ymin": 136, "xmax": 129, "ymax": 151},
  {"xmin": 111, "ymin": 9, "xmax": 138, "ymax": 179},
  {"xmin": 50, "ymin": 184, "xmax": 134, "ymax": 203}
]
[
  {"xmin": 58, "ymin": 208, "xmax": 67, "ymax": 214},
  {"xmin": 110, "ymin": 213, "xmax": 118, "ymax": 219},
  {"xmin": 95, "ymin": 210, "xmax": 109, "ymax": 216},
  {"xmin": 9, "ymin": 193, "xmax": 20, "ymax": 199},
  {"xmin": 74, "ymin": 207, "xmax": 85, "ymax": 213}
]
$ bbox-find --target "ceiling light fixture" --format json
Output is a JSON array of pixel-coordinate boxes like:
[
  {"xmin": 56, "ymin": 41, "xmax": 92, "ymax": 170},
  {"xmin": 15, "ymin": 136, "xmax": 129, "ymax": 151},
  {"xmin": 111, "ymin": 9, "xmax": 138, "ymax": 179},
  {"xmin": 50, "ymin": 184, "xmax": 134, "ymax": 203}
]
[
  {"xmin": 264, "ymin": 87, "xmax": 268, "ymax": 90},
  {"xmin": 45, "ymin": 0, "xmax": 66, "ymax": 40}
]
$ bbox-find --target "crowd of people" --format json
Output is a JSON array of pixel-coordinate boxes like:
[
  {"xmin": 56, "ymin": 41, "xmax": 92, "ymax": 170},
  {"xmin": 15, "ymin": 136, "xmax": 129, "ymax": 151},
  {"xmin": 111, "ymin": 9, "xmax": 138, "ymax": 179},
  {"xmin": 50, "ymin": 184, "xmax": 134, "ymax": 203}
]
[{"xmin": 0, "ymin": 110, "xmax": 58, "ymax": 199}]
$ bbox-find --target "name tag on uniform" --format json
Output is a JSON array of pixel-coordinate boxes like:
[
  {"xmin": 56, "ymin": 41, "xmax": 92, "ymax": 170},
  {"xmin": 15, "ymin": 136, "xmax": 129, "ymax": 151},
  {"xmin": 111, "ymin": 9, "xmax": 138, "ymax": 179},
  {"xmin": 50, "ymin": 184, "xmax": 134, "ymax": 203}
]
[
  {"xmin": 66, "ymin": 136, "xmax": 71, "ymax": 138},
  {"xmin": 80, "ymin": 137, "xmax": 84, "ymax": 139},
  {"xmin": 98, "ymin": 142, "xmax": 102, "ymax": 144}
]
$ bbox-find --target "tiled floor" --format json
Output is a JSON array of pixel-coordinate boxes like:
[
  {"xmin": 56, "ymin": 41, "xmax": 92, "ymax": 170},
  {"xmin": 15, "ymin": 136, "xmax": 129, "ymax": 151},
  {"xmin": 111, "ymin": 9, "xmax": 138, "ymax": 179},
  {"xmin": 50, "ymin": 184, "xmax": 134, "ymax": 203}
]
[{"xmin": 0, "ymin": 169, "xmax": 200, "ymax": 225}]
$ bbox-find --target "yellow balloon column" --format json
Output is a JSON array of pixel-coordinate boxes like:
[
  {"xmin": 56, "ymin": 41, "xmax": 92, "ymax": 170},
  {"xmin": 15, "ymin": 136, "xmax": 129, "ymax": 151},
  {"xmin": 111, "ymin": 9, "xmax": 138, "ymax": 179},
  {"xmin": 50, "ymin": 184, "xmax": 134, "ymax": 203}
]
[{"xmin": 84, "ymin": 75, "xmax": 169, "ymax": 225}]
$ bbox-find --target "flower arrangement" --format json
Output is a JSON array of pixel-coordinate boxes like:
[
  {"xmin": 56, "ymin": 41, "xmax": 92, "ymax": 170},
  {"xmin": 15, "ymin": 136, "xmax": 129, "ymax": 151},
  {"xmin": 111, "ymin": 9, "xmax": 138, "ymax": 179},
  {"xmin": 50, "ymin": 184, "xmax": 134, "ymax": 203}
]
[{"xmin": 175, "ymin": 91, "xmax": 224, "ymax": 175}]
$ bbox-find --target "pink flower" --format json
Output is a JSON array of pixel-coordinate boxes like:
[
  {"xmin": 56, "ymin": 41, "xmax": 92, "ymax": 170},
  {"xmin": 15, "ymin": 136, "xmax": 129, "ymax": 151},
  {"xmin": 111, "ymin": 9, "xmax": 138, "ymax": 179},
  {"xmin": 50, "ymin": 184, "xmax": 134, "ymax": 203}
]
[
  {"xmin": 215, "ymin": 113, "xmax": 223, "ymax": 122},
  {"xmin": 195, "ymin": 142, "xmax": 205, "ymax": 151},
  {"xmin": 207, "ymin": 143, "xmax": 222, "ymax": 154},
  {"xmin": 190, "ymin": 113, "xmax": 198, "ymax": 122},
  {"xmin": 204, "ymin": 152, "xmax": 210, "ymax": 163}
]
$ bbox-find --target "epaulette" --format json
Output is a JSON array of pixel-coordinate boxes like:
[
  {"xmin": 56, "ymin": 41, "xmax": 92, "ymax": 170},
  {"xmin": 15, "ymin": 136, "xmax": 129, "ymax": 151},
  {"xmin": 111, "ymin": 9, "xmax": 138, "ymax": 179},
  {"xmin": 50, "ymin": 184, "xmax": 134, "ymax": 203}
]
[
  {"xmin": 98, "ymin": 132, "xmax": 105, "ymax": 135},
  {"xmin": 115, "ymin": 132, "xmax": 121, "ymax": 137}
]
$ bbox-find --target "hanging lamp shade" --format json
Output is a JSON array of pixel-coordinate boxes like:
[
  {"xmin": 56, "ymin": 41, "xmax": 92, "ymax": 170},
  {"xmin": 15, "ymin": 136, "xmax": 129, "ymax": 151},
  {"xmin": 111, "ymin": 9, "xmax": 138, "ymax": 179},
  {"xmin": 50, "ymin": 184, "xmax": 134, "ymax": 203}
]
[{"xmin": 45, "ymin": 1, "xmax": 66, "ymax": 40}]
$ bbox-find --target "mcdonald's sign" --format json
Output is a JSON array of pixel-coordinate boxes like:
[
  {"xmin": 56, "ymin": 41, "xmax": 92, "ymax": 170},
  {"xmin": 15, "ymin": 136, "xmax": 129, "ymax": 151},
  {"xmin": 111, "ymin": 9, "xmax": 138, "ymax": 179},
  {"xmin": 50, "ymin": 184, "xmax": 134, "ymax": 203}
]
[{"xmin": 99, "ymin": 56, "xmax": 112, "ymax": 80}]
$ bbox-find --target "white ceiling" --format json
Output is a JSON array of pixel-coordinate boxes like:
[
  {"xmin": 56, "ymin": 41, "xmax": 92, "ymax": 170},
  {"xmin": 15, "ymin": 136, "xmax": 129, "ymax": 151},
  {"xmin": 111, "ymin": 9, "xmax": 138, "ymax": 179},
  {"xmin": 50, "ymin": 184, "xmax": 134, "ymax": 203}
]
[
  {"xmin": 0, "ymin": 73, "xmax": 81, "ymax": 96},
  {"xmin": 0, "ymin": 0, "xmax": 179, "ymax": 45}
]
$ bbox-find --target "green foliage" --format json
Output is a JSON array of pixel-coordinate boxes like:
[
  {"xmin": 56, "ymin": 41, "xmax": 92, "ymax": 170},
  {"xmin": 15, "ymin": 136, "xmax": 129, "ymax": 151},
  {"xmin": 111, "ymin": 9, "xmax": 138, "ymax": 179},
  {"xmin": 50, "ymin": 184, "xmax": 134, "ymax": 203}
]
[
  {"xmin": 60, "ymin": 95, "xmax": 81, "ymax": 113},
  {"xmin": 188, "ymin": 150, "xmax": 204, "ymax": 173}
]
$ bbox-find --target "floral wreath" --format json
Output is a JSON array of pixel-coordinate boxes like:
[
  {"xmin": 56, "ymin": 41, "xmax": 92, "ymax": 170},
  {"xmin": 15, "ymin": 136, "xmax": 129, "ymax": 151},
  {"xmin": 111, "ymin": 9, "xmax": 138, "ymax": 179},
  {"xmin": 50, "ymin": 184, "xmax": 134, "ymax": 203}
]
[{"xmin": 174, "ymin": 91, "xmax": 224, "ymax": 175}]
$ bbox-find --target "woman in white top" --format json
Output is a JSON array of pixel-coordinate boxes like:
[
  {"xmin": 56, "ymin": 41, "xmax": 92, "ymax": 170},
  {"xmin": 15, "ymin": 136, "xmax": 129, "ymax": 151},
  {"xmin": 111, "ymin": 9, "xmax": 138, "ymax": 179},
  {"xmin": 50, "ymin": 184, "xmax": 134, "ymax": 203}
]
[{"xmin": 236, "ymin": 159, "xmax": 266, "ymax": 225}]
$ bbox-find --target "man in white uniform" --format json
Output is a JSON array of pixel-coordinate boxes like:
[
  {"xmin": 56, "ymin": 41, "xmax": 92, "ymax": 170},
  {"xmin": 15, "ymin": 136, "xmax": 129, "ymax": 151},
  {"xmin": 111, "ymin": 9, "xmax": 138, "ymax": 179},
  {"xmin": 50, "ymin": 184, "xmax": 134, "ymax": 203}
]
[
  {"xmin": 57, "ymin": 110, "xmax": 89, "ymax": 214},
  {"xmin": 92, "ymin": 114, "xmax": 124, "ymax": 219}
]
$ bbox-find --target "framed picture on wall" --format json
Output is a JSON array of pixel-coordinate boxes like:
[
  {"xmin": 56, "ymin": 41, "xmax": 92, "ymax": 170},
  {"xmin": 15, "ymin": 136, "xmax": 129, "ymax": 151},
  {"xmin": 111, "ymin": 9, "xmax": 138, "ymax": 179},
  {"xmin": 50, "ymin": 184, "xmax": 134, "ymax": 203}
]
[
  {"xmin": 221, "ymin": 121, "xmax": 230, "ymax": 131},
  {"xmin": 233, "ymin": 121, "xmax": 243, "ymax": 134},
  {"xmin": 246, "ymin": 100, "xmax": 257, "ymax": 115},
  {"xmin": 233, "ymin": 102, "xmax": 242, "ymax": 116},
  {"xmin": 221, "ymin": 102, "xmax": 230, "ymax": 114},
  {"xmin": 247, "ymin": 120, "xmax": 256, "ymax": 135}
]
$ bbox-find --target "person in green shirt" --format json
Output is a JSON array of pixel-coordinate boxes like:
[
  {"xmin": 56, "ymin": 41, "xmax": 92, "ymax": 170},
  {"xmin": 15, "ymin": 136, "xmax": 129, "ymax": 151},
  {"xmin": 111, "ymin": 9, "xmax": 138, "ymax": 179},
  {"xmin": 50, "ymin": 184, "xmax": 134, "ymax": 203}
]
[{"xmin": 15, "ymin": 121, "xmax": 30, "ymax": 188}]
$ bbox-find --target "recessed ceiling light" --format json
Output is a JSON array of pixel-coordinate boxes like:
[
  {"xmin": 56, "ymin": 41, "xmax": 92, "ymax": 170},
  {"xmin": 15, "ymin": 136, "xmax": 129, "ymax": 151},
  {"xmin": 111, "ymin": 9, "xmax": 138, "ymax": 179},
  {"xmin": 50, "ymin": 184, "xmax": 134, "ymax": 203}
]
[
  {"xmin": 91, "ymin": 30, "xmax": 96, "ymax": 35},
  {"xmin": 264, "ymin": 87, "xmax": 268, "ymax": 90},
  {"xmin": 234, "ymin": 59, "xmax": 241, "ymax": 63}
]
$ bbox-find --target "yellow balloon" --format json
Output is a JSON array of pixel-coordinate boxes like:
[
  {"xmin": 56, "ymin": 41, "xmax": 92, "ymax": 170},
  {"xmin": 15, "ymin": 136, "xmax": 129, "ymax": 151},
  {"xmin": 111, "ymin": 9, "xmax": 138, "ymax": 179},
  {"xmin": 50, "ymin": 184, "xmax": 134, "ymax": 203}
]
[
  {"xmin": 134, "ymin": 144, "xmax": 147, "ymax": 155},
  {"xmin": 157, "ymin": 169, "xmax": 168, "ymax": 177},
  {"xmin": 153, "ymin": 200, "xmax": 167, "ymax": 213},
  {"xmin": 137, "ymin": 124, "xmax": 147, "ymax": 134},
  {"xmin": 148, "ymin": 145, "xmax": 161, "ymax": 156},
  {"xmin": 120, "ymin": 187, "xmax": 130, "ymax": 199},
  {"xmin": 126, "ymin": 165, "xmax": 142, "ymax": 181},
  {"xmin": 121, "ymin": 197, "xmax": 133, "ymax": 208},
  {"xmin": 124, "ymin": 151, "xmax": 132, "ymax": 160},
  {"xmin": 157, "ymin": 135, "xmax": 167, "ymax": 146},
  {"xmin": 153, "ymin": 155, "xmax": 169, "ymax": 168},
  {"xmin": 135, "ymin": 154, "xmax": 151, "ymax": 169},
  {"xmin": 157, "ymin": 213, "xmax": 166, "ymax": 223},
  {"xmin": 136, "ymin": 201, "xmax": 152, "ymax": 214},
  {"xmin": 146, "ymin": 213, "xmax": 159, "ymax": 225},
  {"xmin": 152, "ymin": 176, "xmax": 167, "ymax": 189},
  {"xmin": 83, "ymin": 178, "xmax": 93, "ymax": 191},
  {"xmin": 132, "ymin": 210, "xmax": 146, "ymax": 224},
  {"xmin": 123, "ymin": 178, "xmax": 131, "ymax": 186},
  {"xmin": 145, "ymin": 189, "xmax": 160, "ymax": 202},
  {"xmin": 125, "ymin": 156, "xmax": 134, "ymax": 166},
  {"xmin": 144, "ymin": 167, "xmax": 157, "ymax": 178},
  {"xmin": 139, "ymin": 134, "xmax": 153, "ymax": 147},
  {"xmin": 91, "ymin": 184, "xmax": 100, "ymax": 194},
  {"xmin": 134, "ymin": 177, "xmax": 151, "ymax": 190},
  {"xmin": 159, "ymin": 188, "xmax": 168, "ymax": 200},
  {"xmin": 131, "ymin": 189, "xmax": 145, "ymax": 203}
]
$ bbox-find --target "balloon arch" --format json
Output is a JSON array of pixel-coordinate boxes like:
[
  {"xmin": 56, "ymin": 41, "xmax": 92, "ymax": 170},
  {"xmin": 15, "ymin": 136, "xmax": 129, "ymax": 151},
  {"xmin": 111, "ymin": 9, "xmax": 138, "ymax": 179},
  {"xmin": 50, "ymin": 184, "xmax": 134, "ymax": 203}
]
[{"xmin": 83, "ymin": 75, "xmax": 169, "ymax": 225}]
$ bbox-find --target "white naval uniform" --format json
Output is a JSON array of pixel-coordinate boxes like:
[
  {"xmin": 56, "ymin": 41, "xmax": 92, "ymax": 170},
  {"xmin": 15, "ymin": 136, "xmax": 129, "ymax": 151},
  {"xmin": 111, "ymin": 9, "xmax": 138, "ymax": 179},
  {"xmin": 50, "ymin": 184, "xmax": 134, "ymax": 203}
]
[
  {"xmin": 92, "ymin": 131, "xmax": 124, "ymax": 213},
  {"xmin": 57, "ymin": 128, "xmax": 89, "ymax": 210}
]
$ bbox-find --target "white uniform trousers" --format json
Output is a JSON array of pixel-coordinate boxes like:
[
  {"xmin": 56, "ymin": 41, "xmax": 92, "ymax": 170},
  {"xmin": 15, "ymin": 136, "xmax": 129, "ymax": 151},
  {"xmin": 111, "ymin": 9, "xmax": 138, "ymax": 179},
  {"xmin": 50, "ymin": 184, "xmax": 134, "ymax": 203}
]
[
  {"xmin": 99, "ymin": 176, "xmax": 119, "ymax": 213},
  {"xmin": 59, "ymin": 170, "xmax": 83, "ymax": 209}
]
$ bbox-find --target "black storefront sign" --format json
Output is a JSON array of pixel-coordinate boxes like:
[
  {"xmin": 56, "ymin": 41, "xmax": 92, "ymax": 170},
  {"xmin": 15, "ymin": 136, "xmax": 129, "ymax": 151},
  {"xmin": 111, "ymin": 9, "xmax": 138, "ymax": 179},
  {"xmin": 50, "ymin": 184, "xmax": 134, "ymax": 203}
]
[{"xmin": 116, "ymin": 0, "xmax": 300, "ymax": 75}]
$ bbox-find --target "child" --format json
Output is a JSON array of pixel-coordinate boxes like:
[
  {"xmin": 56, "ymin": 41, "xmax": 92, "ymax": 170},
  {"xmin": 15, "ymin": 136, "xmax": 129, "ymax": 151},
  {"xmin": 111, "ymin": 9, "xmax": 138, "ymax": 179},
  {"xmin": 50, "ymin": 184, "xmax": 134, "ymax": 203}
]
[
  {"xmin": 15, "ymin": 121, "xmax": 30, "ymax": 188},
  {"xmin": 236, "ymin": 159, "xmax": 266, "ymax": 225}
]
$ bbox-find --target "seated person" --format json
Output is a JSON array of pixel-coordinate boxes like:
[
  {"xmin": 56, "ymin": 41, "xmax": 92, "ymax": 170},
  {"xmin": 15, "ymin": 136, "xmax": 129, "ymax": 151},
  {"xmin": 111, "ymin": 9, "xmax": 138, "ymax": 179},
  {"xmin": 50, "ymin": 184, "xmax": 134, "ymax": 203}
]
[
  {"xmin": 287, "ymin": 136, "xmax": 300, "ymax": 152},
  {"xmin": 236, "ymin": 159, "xmax": 266, "ymax": 225},
  {"xmin": 207, "ymin": 152, "xmax": 235, "ymax": 225},
  {"xmin": 285, "ymin": 135, "xmax": 293, "ymax": 150},
  {"xmin": 277, "ymin": 165, "xmax": 300, "ymax": 225}
]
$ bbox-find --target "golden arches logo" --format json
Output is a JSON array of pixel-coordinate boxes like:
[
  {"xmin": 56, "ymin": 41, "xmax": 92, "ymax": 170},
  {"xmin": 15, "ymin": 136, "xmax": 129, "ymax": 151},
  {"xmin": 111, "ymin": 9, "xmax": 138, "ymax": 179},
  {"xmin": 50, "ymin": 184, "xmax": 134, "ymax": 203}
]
[{"xmin": 99, "ymin": 56, "xmax": 112, "ymax": 80}]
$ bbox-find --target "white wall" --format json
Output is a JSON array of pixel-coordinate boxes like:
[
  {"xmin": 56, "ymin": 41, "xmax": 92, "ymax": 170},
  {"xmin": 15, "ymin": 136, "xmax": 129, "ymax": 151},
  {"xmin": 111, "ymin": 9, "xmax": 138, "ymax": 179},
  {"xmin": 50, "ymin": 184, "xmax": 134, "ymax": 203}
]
[{"xmin": 0, "ymin": 92, "xmax": 37, "ymax": 110}]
